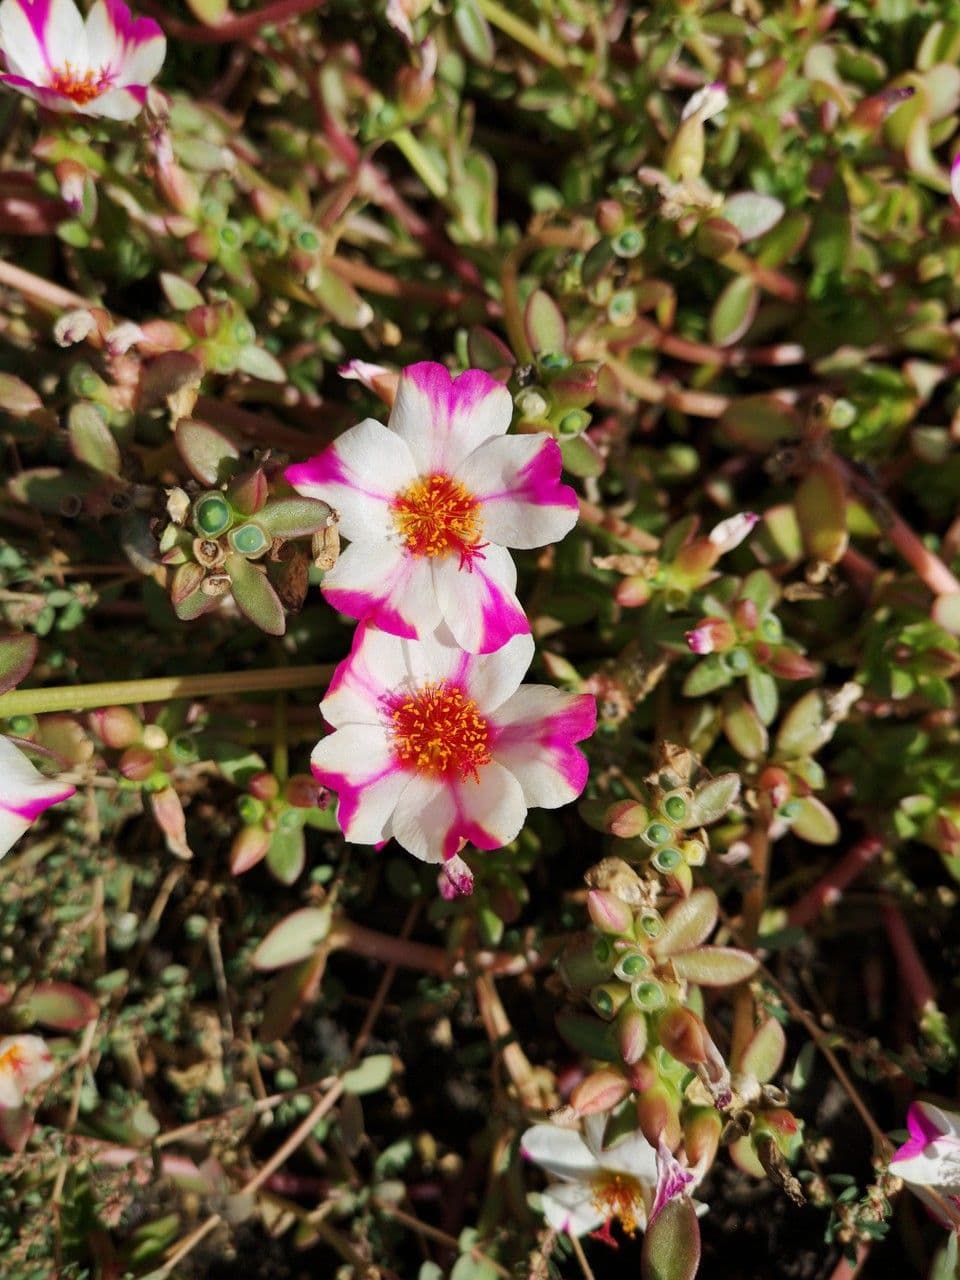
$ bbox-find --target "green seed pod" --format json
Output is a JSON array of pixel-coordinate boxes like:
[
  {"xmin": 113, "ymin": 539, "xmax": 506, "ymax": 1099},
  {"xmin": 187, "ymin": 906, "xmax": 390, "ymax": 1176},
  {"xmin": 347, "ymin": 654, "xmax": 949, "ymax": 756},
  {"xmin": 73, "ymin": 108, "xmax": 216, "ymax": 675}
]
[
  {"xmin": 228, "ymin": 521, "xmax": 269, "ymax": 559},
  {"xmin": 662, "ymin": 791, "xmax": 689, "ymax": 822},
  {"xmin": 615, "ymin": 950, "xmax": 651, "ymax": 981},
  {"xmin": 638, "ymin": 910, "xmax": 664, "ymax": 939},
  {"xmin": 612, "ymin": 227, "xmax": 644, "ymax": 258},
  {"xmin": 644, "ymin": 821, "xmax": 673, "ymax": 847},
  {"xmin": 590, "ymin": 982, "xmax": 629, "ymax": 1020},
  {"xmin": 631, "ymin": 979, "xmax": 667, "ymax": 1011},
  {"xmin": 652, "ymin": 846, "xmax": 683, "ymax": 873},
  {"xmin": 193, "ymin": 492, "xmax": 233, "ymax": 537}
]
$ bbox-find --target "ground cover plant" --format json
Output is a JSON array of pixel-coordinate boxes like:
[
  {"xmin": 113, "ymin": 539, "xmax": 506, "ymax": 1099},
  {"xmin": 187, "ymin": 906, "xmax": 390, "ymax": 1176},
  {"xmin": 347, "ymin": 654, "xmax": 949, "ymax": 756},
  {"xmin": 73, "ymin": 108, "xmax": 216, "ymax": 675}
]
[{"xmin": 2, "ymin": 0, "xmax": 960, "ymax": 1276}]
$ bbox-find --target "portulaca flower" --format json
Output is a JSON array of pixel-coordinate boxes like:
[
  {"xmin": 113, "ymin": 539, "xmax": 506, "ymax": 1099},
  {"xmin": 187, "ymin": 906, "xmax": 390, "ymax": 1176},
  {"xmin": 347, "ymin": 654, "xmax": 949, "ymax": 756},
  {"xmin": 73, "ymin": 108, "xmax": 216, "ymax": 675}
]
[
  {"xmin": 0, "ymin": 1034, "xmax": 54, "ymax": 1109},
  {"xmin": 890, "ymin": 1101, "xmax": 960, "ymax": 1226},
  {"xmin": 0, "ymin": 0, "xmax": 165, "ymax": 119},
  {"xmin": 311, "ymin": 625, "xmax": 595, "ymax": 869},
  {"xmin": 521, "ymin": 1114, "xmax": 697, "ymax": 1238},
  {"xmin": 0, "ymin": 734, "xmax": 75, "ymax": 859},
  {"xmin": 286, "ymin": 361, "xmax": 579, "ymax": 654}
]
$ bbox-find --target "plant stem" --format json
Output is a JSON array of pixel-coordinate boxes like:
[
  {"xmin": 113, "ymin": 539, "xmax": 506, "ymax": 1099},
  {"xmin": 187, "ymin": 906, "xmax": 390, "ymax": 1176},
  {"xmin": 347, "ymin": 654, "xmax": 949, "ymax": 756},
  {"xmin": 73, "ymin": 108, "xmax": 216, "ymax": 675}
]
[
  {"xmin": 787, "ymin": 836, "xmax": 884, "ymax": 930},
  {"xmin": 880, "ymin": 896, "xmax": 936, "ymax": 1012},
  {"xmin": 391, "ymin": 127, "xmax": 449, "ymax": 200},
  {"xmin": 477, "ymin": 0, "xmax": 568, "ymax": 69},
  {"xmin": 140, "ymin": 0, "xmax": 324, "ymax": 42},
  {"xmin": 0, "ymin": 666, "xmax": 333, "ymax": 717},
  {"xmin": 731, "ymin": 810, "xmax": 772, "ymax": 1063}
]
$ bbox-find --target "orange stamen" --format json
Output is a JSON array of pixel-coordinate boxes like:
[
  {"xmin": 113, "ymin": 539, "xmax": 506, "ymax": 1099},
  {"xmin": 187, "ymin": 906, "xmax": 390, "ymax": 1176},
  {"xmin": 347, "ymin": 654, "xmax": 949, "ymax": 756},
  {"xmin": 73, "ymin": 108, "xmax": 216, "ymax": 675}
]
[
  {"xmin": 591, "ymin": 1172, "xmax": 645, "ymax": 1237},
  {"xmin": 392, "ymin": 473, "xmax": 485, "ymax": 565},
  {"xmin": 390, "ymin": 681, "xmax": 492, "ymax": 780},
  {"xmin": 49, "ymin": 63, "xmax": 108, "ymax": 104}
]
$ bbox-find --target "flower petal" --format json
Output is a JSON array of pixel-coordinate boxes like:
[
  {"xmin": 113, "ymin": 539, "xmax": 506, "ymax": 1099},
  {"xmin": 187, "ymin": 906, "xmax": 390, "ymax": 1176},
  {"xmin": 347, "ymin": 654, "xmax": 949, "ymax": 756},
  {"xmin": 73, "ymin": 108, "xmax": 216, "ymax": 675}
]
[
  {"xmin": 0, "ymin": 0, "xmax": 86, "ymax": 78},
  {"xmin": 311, "ymin": 724, "xmax": 407, "ymax": 845},
  {"xmin": 490, "ymin": 687, "xmax": 595, "ymax": 808},
  {"xmin": 322, "ymin": 539, "xmax": 441, "ymax": 639},
  {"xmin": 389, "ymin": 362, "xmax": 512, "ymax": 474},
  {"xmin": 520, "ymin": 1124, "xmax": 599, "ymax": 1180},
  {"xmin": 456, "ymin": 434, "xmax": 578, "ymax": 549},
  {"xmin": 84, "ymin": 0, "xmax": 164, "ymax": 84},
  {"xmin": 541, "ymin": 1182, "xmax": 606, "ymax": 1237},
  {"xmin": 320, "ymin": 624, "xmax": 420, "ymax": 728},
  {"xmin": 0, "ymin": 736, "xmax": 75, "ymax": 859},
  {"xmin": 451, "ymin": 761, "xmax": 526, "ymax": 851},
  {"xmin": 0, "ymin": 1034, "xmax": 54, "ymax": 1092},
  {"xmin": 76, "ymin": 82, "xmax": 143, "ymax": 118},
  {"xmin": 285, "ymin": 418, "xmax": 417, "ymax": 542},
  {"xmin": 462, "ymin": 631, "xmax": 534, "ymax": 714},
  {"xmin": 0, "ymin": 71, "xmax": 76, "ymax": 107},
  {"xmin": 388, "ymin": 773, "xmax": 457, "ymax": 863},
  {"xmin": 602, "ymin": 1131, "xmax": 659, "ymax": 1186},
  {"xmin": 433, "ymin": 542, "xmax": 529, "ymax": 654},
  {"xmin": 649, "ymin": 1137, "xmax": 694, "ymax": 1222}
]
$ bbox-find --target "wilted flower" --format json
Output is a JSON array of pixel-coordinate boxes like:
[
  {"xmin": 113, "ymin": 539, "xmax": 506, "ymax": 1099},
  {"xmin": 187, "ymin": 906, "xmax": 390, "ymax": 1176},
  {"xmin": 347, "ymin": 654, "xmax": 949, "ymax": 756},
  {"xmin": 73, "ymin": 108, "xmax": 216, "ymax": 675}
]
[
  {"xmin": 520, "ymin": 1114, "xmax": 698, "ymax": 1238},
  {"xmin": 310, "ymin": 624, "xmax": 595, "ymax": 866},
  {"xmin": 0, "ymin": 0, "xmax": 165, "ymax": 119},
  {"xmin": 0, "ymin": 735, "xmax": 75, "ymax": 859},
  {"xmin": 0, "ymin": 1034, "xmax": 54, "ymax": 1109},
  {"xmin": 707, "ymin": 511, "xmax": 758, "ymax": 554},
  {"xmin": 685, "ymin": 617, "xmax": 736, "ymax": 656},
  {"xmin": 286, "ymin": 361, "xmax": 579, "ymax": 654},
  {"xmin": 890, "ymin": 1101, "xmax": 960, "ymax": 1224}
]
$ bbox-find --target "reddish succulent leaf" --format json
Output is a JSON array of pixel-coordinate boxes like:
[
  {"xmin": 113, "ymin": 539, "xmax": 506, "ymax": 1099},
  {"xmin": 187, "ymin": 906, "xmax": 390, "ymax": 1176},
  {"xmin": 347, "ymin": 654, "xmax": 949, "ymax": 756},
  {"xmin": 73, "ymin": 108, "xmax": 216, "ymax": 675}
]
[{"xmin": 16, "ymin": 981, "xmax": 98, "ymax": 1030}]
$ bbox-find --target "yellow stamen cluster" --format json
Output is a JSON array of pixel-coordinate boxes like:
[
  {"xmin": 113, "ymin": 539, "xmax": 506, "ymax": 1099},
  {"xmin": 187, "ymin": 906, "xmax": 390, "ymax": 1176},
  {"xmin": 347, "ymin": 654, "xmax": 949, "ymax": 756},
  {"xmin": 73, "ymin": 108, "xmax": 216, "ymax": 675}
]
[
  {"xmin": 591, "ymin": 1172, "xmax": 645, "ymax": 1236},
  {"xmin": 390, "ymin": 681, "xmax": 492, "ymax": 780},
  {"xmin": 392, "ymin": 473, "xmax": 483, "ymax": 561},
  {"xmin": 49, "ymin": 63, "xmax": 106, "ymax": 104}
]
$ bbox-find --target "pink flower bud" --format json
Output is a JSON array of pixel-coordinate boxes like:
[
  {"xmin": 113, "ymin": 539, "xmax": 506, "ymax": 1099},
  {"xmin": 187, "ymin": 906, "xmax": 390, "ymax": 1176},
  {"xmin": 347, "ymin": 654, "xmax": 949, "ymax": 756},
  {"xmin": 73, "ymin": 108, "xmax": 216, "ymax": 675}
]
[
  {"xmin": 733, "ymin": 598, "xmax": 759, "ymax": 631},
  {"xmin": 617, "ymin": 1004, "xmax": 649, "ymax": 1065},
  {"xmin": 708, "ymin": 511, "xmax": 759, "ymax": 554},
  {"xmin": 54, "ymin": 309, "xmax": 99, "ymax": 348},
  {"xmin": 587, "ymin": 889, "xmax": 634, "ymax": 936},
  {"xmin": 439, "ymin": 854, "xmax": 474, "ymax": 898},
  {"xmin": 248, "ymin": 772, "xmax": 280, "ymax": 803},
  {"xmin": 285, "ymin": 774, "xmax": 320, "ymax": 808},
  {"xmin": 339, "ymin": 360, "xmax": 399, "ymax": 407},
  {"xmin": 569, "ymin": 1067, "xmax": 631, "ymax": 1116},
  {"xmin": 683, "ymin": 1105, "xmax": 722, "ymax": 1170},
  {"xmin": 685, "ymin": 617, "xmax": 736, "ymax": 655},
  {"xmin": 105, "ymin": 322, "xmax": 145, "ymax": 357},
  {"xmin": 119, "ymin": 746, "xmax": 155, "ymax": 782},
  {"xmin": 766, "ymin": 647, "xmax": 819, "ymax": 680},
  {"xmin": 90, "ymin": 706, "xmax": 142, "ymax": 750},
  {"xmin": 616, "ymin": 575, "xmax": 653, "ymax": 608}
]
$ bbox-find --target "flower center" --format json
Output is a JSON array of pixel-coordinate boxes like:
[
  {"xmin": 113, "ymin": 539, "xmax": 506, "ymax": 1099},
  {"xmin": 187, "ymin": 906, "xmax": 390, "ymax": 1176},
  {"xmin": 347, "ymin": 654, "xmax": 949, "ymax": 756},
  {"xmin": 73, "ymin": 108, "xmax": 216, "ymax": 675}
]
[
  {"xmin": 591, "ymin": 1172, "xmax": 645, "ymax": 1237},
  {"xmin": 389, "ymin": 681, "xmax": 492, "ymax": 780},
  {"xmin": 391, "ymin": 473, "xmax": 485, "ymax": 566},
  {"xmin": 49, "ymin": 63, "xmax": 108, "ymax": 104},
  {"xmin": 0, "ymin": 1044, "xmax": 25, "ymax": 1075}
]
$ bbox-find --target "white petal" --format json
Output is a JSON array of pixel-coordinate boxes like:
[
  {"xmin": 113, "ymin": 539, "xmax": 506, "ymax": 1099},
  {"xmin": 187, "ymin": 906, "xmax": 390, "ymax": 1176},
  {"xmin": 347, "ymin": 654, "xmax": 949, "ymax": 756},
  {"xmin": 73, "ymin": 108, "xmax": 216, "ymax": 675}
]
[
  {"xmin": 452, "ymin": 761, "xmax": 526, "ymax": 850},
  {"xmin": 39, "ymin": 0, "xmax": 87, "ymax": 70},
  {"xmin": 310, "ymin": 724, "xmax": 407, "ymax": 845},
  {"xmin": 320, "ymin": 624, "xmax": 417, "ymax": 728},
  {"xmin": 455, "ymin": 434, "xmax": 578, "ymax": 549},
  {"xmin": 285, "ymin": 418, "xmax": 416, "ymax": 542},
  {"xmin": 462, "ymin": 632, "xmax": 534, "ymax": 714},
  {"xmin": 892, "ymin": 1147, "xmax": 960, "ymax": 1191},
  {"xmin": 490, "ymin": 687, "xmax": 595, "ymax": 808},
  {"xmin": 541, "ymin": 1183, "xmax": 606, "ymax": 1237},
  {"xmin": 0, "ymin": 809, "xmax": 29, "ymax": 861},
  {"xmin": 84, "ymin": 1, "xmax": 165, "ymax": 84},
  {"xmin": 603, "ymin": 1132, "xmax": 659, "ymax": 1184},
  {"xmin": 521, "ymin": 1124, "xmax": 599, "ymax": 1180},
  {"xmin": 322, "ymin": 539, "xmax": 442, "ymax": 640},
  {"xmin": 681, "ymin": 82, "xmax": 728, "ymax": 123},
  {"xmin": 0, "ymin": 736, "xmax": 75, "ymax": 858},
  {"xmin": 0, "ymin": 1068, "xmax": 22, "ymax": 1110},
  {"xmin": 0, "ymin": 1035, "xmax": 54, "ymax": 1092},
  {"xmin": 389, "ymin": 773, "xmax": 456, "ymax": 863},
  {"xmin": 0, "ymin": 0, "xmax": 48, "ymax": 79},
  {"xmin": 433, "ymin": 542, "xmax": 528, "ymax": 655},
  {"xmin": 389, "ymin": 362, "xmax": 512, "ymax": 475},
  {"xmin": 922, "ymin": 1103, "xmax": 960, "ymax": 1144},
  {"xmin": 76, "ymin": 84, "xmax": 142, "ymax": 118}
]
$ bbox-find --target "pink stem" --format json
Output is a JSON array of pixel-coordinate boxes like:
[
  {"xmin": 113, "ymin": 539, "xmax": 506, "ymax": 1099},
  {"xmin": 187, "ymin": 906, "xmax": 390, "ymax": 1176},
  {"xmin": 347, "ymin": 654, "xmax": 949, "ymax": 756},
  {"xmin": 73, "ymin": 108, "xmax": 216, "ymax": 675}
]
[
  {"xmin": 788, "ymin": 836, "xmax": 884, "ymax": 929},
  {"xmin": 880, "ymin": 896, "xmax": 936, "ymax": 1011},
  {"xmin": 140, "ymin": 0, "xmax": 324, "ymax": 42}
]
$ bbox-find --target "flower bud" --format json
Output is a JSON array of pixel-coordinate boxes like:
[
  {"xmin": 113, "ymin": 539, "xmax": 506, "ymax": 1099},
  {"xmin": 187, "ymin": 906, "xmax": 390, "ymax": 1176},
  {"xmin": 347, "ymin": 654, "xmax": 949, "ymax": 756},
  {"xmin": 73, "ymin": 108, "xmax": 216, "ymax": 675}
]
[
  {"xmin": 119, "ymin": 746, "xmax": 156, "ymax": 782},
  {"xmin": 708, "ymin": 511, "xmax": 758, "ymax": 554},
  {"xmin": 616, "ymin": 575, "xmax": 653, "ymax": 608},
  {"xmin": 54, "ymin": 309, "xmax": 100, "ymax": 348},
  {"xmin": 733, "ymin": 598, "xmax": 759, "ymax": 632},
  {"xmin": 685, "ymin": 617, "xmax": 737, "ymax": 656},
  {"xmin": 248, "ymin": 771, "xmax": 281, "ymax": 803},
  {"xmin": 339, "ymin": 359, "xmax": 399, "ymax": 407},
  {"xmin": 569, "ymin": 1067, "xmax": 631, "ymax": 1116},
  {"xmin": 90, "ymin": 706, "xmax": 142, "ymax": 750},
  {"xmin": 606, "ymin": 800, "xmax": 649, "ymax": 839},
  {"xmin": 683, "ymin": 1105, "xmax": 722, "ymax": 1170},
  {"xmin": 228, "ymin": 467, "xmax": 269, "ymax": 516},
  {"xmin": 285, "ymin": 774, "xmax": 321, "ymax": 808},
  {"xmin": 617, "ymin": 1004, "xmax": 649, "ymax": 1065},
  {"xmin": 587, "ymin": 889, "xmax": 634, "ymax": 936},
  {"xmin": 230, "ymin": 824, "xmax": 271, "ymax": 874},
  {"xmin": 634, "ymin": 1074, "xmax": 682, "ymax": 1148},
  {"xmin": 595, "ymin": 200, "xmax": 625, "ymax": 234},
  {"xmin": 757, "ymin": 766, "xmax": 791, "ymax": 809},
  {"xmin": 656, "ymin": 1006, "xmax": 710, "ymax": 1067}
]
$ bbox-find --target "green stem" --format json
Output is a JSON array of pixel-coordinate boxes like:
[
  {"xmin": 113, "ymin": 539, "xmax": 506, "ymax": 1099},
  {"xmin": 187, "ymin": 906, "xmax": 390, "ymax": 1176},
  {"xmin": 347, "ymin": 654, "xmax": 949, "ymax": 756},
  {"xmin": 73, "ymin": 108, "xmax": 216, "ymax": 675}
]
[
  {"xmin": 273, "ymin": 694, "xmax": 289, "ymax": 784},
  {"xmin": 477, "ymin": 0, "xmax": 568, "ymax": 69},
  {"xmin": 391, "ymin": 128, "xmax": 449, "ymax": 201},
  {"xmin": 0, "ymin": 666, "xmax": 333, "ymax": 717}
]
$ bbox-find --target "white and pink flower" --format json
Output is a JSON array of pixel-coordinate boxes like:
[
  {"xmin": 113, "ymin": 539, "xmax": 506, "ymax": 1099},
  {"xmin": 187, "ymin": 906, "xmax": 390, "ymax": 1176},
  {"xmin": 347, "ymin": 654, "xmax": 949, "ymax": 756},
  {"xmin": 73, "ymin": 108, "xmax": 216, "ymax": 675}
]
[
  {"xmin": 520, "ymin": 1114, "xmax": 699, "ymax": 1239},
  {"xmin": 0, "ymin": 1034, "xmax": 54, "ymax": 1110},
  {"xmin": 285, "ymin": 361, "xmax": 579, "ymax": 654},
  {"xmin": 0, "ymin": 0, "xmax": 165, "ymax": 119},
  {"xmin": 310, "ymin": 624, "xmax": 595, "ymax": 868},
  {"xmin": 0, "ymin": 734, "xmax": 75, "ymax": 859},
  {"xmin": 890, "ymin": 1101, "xmax": 960, "ymax": 1226}
]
